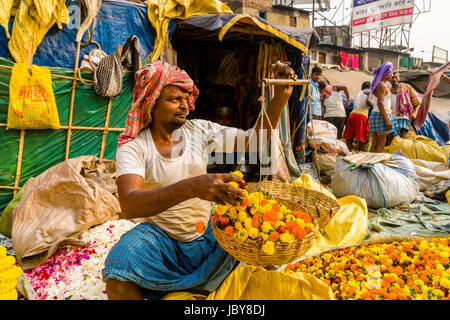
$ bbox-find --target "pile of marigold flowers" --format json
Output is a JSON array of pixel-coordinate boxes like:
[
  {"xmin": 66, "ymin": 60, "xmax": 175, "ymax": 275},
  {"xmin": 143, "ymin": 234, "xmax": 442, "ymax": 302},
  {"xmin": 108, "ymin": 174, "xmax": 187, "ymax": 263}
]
[
  {"xmin": 210, "ymin": 171, "xmax": 315, "ymax": 255},
  {"xmin": 0, "ymin": 245, "xmax": 23, "ymax": 300},
  {"xmin": 283, "ymin": 238, "xmax": 450, "ymax": 300}
]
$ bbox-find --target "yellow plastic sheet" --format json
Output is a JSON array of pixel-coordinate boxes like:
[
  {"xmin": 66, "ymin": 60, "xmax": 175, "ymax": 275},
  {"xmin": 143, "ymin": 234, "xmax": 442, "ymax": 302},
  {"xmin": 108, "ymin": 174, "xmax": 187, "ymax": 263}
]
[
  {"xmin": 292, "ymin": 174, "xmax": 337, "ymax": 201},
  {"xmin": 162, "ymin": 265, "xmax": 334, "ymax": 300},
  {"xmin": 388, "ymin": 136, "xmax": 447, "ymax": 163},
  {"xmin": 147, "ymin": 0, "xmax": 232, "ymax": 62},
  {"xmin": 8, "ymin": 0, "xmax": 69, "ymax": 63},
  {"xmin": 306, "ymin": 196, "xmax": 368, "ymax": 256},
  {"xmin": 446, "ymin": 190, "xmax": 450, "ymax": 205},
  {"xmin": 442, "ymin": 145, "xmax": 450, "ymax": 160},
  {"xmin": 7, "ymin": 63, "xmax": 61, "ymax": 129},
  {"xmin": 0, "ymin": 0, "xmax": 14, "ymax": 38}
]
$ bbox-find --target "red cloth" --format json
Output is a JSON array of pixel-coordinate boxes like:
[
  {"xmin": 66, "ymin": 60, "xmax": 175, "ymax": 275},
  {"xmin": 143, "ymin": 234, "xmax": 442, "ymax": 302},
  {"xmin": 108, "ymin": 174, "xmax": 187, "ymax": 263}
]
[
  {"xmin": 118, "ymin": 60, "xmax": 199, "ymax": 147},
  {"xmin": 350, "ymin": 54, "xmax": 359, "ymax": 69},
  {"xmin": 343, "ymin": 113, "xmax": 369, "ymax": 143},
  {"xmin": 340, "ymin": 52, "xmax": 349, "ymax": 68}
]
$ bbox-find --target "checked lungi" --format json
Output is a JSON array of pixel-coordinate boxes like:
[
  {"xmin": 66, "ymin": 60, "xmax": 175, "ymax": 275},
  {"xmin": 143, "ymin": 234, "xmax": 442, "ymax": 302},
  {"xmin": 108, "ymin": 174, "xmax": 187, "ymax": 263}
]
[
  {"xmin": 102, "ymin": 219, "xmax": 237, "ymax": 299},
  {"xmin": 369, "ymin": 111, "xmax": 398, "ymax": 134}
]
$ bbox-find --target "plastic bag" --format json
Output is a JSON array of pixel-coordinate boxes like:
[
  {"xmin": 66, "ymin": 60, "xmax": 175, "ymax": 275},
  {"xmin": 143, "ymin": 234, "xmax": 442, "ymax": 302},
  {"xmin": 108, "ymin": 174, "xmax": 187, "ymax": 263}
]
[
  {"xmin": 312, "ymin": 151, "xmax": 337, "ymax": 173},
  {"xmin": 307, "ymin": 120, "xmax": 349, "ymax": 155},
  {"xmin": 162, "ymin": 265, "xmax": 334, "ymax": 300},
  {"xmin": 8, "ymin": 0, "xmax": 69, "ymax": 63},
  {"xmin": 7, "ymin": 63, "xmax": 61, "ymax": 129},
  {"xmin": 12, "ymin": 156, "xmax": 121, "ymax": 269},
  {"xmin": 0, "ymin": 0, "xmax": 14, "ymax": 38},
  {"xmin": 331, "ymin": 152, "xmax": 420, "ymax": 209},
  {"xmin": 388, "ymin": 136, "xmax": 447, "ymax": 163},
  {"xmin": 306, "ymin": 196, "xmax": 368, "ymax": 256}
]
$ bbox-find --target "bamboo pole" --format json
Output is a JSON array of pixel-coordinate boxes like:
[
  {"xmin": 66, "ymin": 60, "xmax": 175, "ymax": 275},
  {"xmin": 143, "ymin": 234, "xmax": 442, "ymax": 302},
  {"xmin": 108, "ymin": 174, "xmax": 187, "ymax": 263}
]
[
  {"xmin": 0, "ymin": 64, "xmax": 93, "ymax": 82},
  {"xmin": 0, "ymin": 123, "xmax": 125, "ymax": 131},
  {"xmin": 262, "ymin": 79, "xmax": 310, "ymax": 86},
  {"xmin": 65, "ymin": 41, "xmax": 82, "ymax": 160},
  {"xmin": 0, "ymin": 186, "xmax": 21, "ymax": 190},
  {"xmin": 13, "ymin": 129, "xmax": 25, "ymax": 196},
  {"xmin": 99, "ymin": 97, "xmax": 114, "ymax": 160}
]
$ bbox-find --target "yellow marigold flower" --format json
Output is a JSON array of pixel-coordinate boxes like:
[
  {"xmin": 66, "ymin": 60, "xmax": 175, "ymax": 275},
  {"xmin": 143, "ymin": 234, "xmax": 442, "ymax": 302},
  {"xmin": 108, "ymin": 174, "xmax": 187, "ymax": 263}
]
[
  {"xmin": 439, "ymin": 251, "xmax": 449, "ymax": 259},
  {"xmin": 280, "ymin": 233, "xmax": 294, "ymax": 243},
  {"xmin": 215, "ymin": 205, "xmax": 228, "ymax": 216},
  {"xmin": 285, "ymin": 214, "xmax": 295, "ymax": 222},
  {"xmin": 0, "ymin": 289, "xmax": 18, "ymax": 300},
  {"xmin": 227, "ymin": 207, "xmax": 237, "ymax": 219},
  {"xmin": 244, "ymin": 217, "xmax": 253, "ymax": 230},
  {"xmin": 435, "ymin": 264, "xmax": 445, "ymax": 271},
  {"xmin": 235, "ymin": 221, "xmax": 243, "ymax": 231},
  {"xmin": 274, "ymin": 220, "xmax": 285, "ymax": 229},
  {"xmin": 0, "ymin": 256, "xmax": 16, "ymax": 271},
  {"xmin": 228, "ymin": 181, "xmax": 240, "ymax": 189},
  {"xmin": 305, "ymin": 223, "xmax": 315, "ymax": 230},
  {"xmin": 238, "ymin": 210, "xmax": 248, "ymax": 222},
  {"xmin": 440, "ymin": 278, "xmax": 450, "ymax": 290},
  {"xmin": 262, "ymin": 241, "xmax": 275, "ymax": 255},
  {"xmin": 260, "ymin": 232, "xmax": 270, "ymax": 242},
  {"xmin": 248, "ymin": 227, "xmax": 259, "ymax": 239},
  {"xmin": 296, "ymin": 218, "xmax": 306, "ymax": 227},
  {"xmin": 280, "ymin": 204, "xmax": 287, "ymax": 214},
  {"xmin": 237, "ymin": 229, "xmax": 248, "ymax": 241},
  {"xmin": 261, "ymin": 221, "xmax": 272, "ymax": 233},
  {"xmin": 0, "ymin": 246, "xmax": 6, "ymax": 258},
  {"xmin": 232, "ymin": 171, "xmax": 244, "ymax": 179},
  {"xmin": 249, "ymin": 207, "xmax": 258, "ymax": 215}
]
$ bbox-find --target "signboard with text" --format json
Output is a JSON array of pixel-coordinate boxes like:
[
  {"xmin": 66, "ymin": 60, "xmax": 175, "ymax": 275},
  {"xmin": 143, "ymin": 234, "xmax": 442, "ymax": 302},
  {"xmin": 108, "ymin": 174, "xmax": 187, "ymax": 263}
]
[{"xmin": 352, "ymin": 0, "xmax": 414, "ymax": 34}]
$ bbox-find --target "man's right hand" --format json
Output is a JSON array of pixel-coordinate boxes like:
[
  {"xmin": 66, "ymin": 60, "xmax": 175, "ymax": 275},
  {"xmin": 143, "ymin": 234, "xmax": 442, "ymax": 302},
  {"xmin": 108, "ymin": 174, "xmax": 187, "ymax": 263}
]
[
  {"xmin": 192, "ymin": 173, "xmax": 247, "ymax": 206},
  {"xmin": 384, "ymin": 117, "xmax": 392, "ymax": 131}
]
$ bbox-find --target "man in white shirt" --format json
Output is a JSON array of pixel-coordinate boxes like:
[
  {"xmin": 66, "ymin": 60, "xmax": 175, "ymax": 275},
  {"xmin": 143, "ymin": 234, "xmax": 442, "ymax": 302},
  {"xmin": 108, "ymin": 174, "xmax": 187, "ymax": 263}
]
[{"xmin": 102, "ymin": 60, "xmax": 296, "ymax": 300}]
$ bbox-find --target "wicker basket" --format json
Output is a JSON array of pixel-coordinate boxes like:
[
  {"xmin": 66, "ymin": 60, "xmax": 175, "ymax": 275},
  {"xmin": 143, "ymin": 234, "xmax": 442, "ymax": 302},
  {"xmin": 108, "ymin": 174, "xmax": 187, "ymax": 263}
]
[
  {"xmin": 259, "ymin": 180, "xmax": 340, "ymax": 230},
  {"xmin": 212, "ymin": 180, "xmax": 319, "ymax": 267}
]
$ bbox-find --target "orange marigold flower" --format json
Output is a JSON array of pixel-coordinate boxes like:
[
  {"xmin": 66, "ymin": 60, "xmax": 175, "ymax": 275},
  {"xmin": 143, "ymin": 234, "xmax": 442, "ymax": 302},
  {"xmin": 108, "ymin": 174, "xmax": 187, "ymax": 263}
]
[
  {"xmin": 291, "ymin": 226, "xmax": 307, "ymax": 240},
  {"xmin": 260, "ymin": 199, "xmax": 268, "ymax": 206},
  {"xmin": 277, "ymin": 225, "xmax": 287, "ymax": 233},
  {"xmin": 269, "ymin": 231, "xmax": 280, "ymax": 242},
  {"xmin": 252, "ymin": 214, "xmax": 262, "ymax": 228},
  {"xmin": 285, "ymin": 221, "xmax": 299, "ymax": 232},
  {"xmin": 224, "ymin": 225, "xmax": 235, "ymax": 236},
  {"xmin": 195, "ymin": 221, "xmax": 207, "ymax": 234},
  {"xmin": 211, "ymin": 215, "xmax": 220, "ymax": 225}
]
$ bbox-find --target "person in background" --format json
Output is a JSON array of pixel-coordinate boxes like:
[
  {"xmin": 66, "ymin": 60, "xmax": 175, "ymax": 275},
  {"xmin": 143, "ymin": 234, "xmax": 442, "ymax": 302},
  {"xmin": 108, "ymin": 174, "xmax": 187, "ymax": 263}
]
[
  {"xmin": 389, "ymin": 71, "xmax": 421, "ymax": 139},
  {"xmin": 343, "ymin": 81, "xmax": 373, "ymax": 151},
  {"xmin": 318, "ymin": 81, "xmax": 351, "ymax": 139},
  {"xmin": 309, "ymin": 66, "xmax": 323, "ymax": 120},
  {"xmin": 368, "ymin": 62, "xmax": 396, "ymax": 153}
]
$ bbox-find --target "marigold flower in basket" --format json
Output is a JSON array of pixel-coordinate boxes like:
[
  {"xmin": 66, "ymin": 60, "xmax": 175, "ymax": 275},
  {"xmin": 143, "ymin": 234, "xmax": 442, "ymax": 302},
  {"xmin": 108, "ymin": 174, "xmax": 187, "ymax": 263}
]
[{"xmin": 210, "ymin": 171, "xmax": 316, "ymax": 257}]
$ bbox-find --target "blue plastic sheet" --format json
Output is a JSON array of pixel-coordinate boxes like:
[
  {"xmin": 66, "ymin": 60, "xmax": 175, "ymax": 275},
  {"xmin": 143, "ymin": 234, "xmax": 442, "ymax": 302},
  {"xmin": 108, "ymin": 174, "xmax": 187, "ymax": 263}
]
[
  {"xmin": 413, "ymin": 112, "xmax": 450, "ymax": 146},
  {"xmin": 0, "ymin": 0, "xmax": 178, "ymax": 68}
]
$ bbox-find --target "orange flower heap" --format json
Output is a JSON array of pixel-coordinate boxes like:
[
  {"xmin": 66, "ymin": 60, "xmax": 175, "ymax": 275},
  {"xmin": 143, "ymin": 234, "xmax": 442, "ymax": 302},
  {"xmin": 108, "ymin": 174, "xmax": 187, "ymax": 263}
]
[
  {"xmin": 211, "ymin": 171, "xmax": 316, "ymax": 255},
  {"xmin": 282, "ymin": 238, "xmax": 450, "ymax": 300}
]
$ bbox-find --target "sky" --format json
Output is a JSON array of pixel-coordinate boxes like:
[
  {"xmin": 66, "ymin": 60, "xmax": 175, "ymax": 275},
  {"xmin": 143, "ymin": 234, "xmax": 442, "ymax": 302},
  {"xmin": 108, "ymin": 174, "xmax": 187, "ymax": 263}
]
[{"xmin": 295, "ymin": 0, "xmax": 449, "ymax": 62}]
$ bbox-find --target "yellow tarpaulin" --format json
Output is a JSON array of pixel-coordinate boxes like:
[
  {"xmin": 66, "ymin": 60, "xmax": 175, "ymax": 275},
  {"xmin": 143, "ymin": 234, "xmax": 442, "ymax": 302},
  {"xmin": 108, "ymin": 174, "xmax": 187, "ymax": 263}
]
[
  {"xmin": 162, "ymin": 265, "xmax": 334, "ymax": 300},
  {"xmin": 306, "ymin": 196, "xmax": 368, "ymax": 256},
  {"xmin": 0, "ymin": 0, "xmax": 14, "ymax": 38},
  {"xmin": 8, "ymin": 0, "xmax": 69, "ymax": 63},
  {"xmin": 147, "ymin": 0, "xmax": 232, "ymax": 62},
  {"xmin": 388, "ymin": 136, "xmax": 447, "ymax": 163}
]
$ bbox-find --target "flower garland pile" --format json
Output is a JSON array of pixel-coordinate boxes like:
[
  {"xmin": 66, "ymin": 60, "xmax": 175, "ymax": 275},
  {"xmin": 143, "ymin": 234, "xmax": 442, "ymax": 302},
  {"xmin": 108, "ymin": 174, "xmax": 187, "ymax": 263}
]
[
  {"xmin": 211, "ymin": 171, "xmax": 315, "ymax": 255},
  {"xmin": 283, "ymin": 238, "xmax": 450, "ymax": 300},
  {"xmin": 0, "ymin": 245, "xmax": 23, "ymax": 300},
  {"xmin": 24, "ymin": 219, "xmax": 137, "ymax": 300}
]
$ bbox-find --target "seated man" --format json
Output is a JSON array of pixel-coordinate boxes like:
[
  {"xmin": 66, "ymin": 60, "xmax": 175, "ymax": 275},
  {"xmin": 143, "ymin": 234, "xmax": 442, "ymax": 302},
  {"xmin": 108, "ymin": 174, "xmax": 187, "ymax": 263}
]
[
  {"xmin": 102, "ymin": 60, "xmax": 296, "ymax": 300},
  {"xmin": 318, "ymin": 81, "xmax": 351, "ymax": 139}
]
